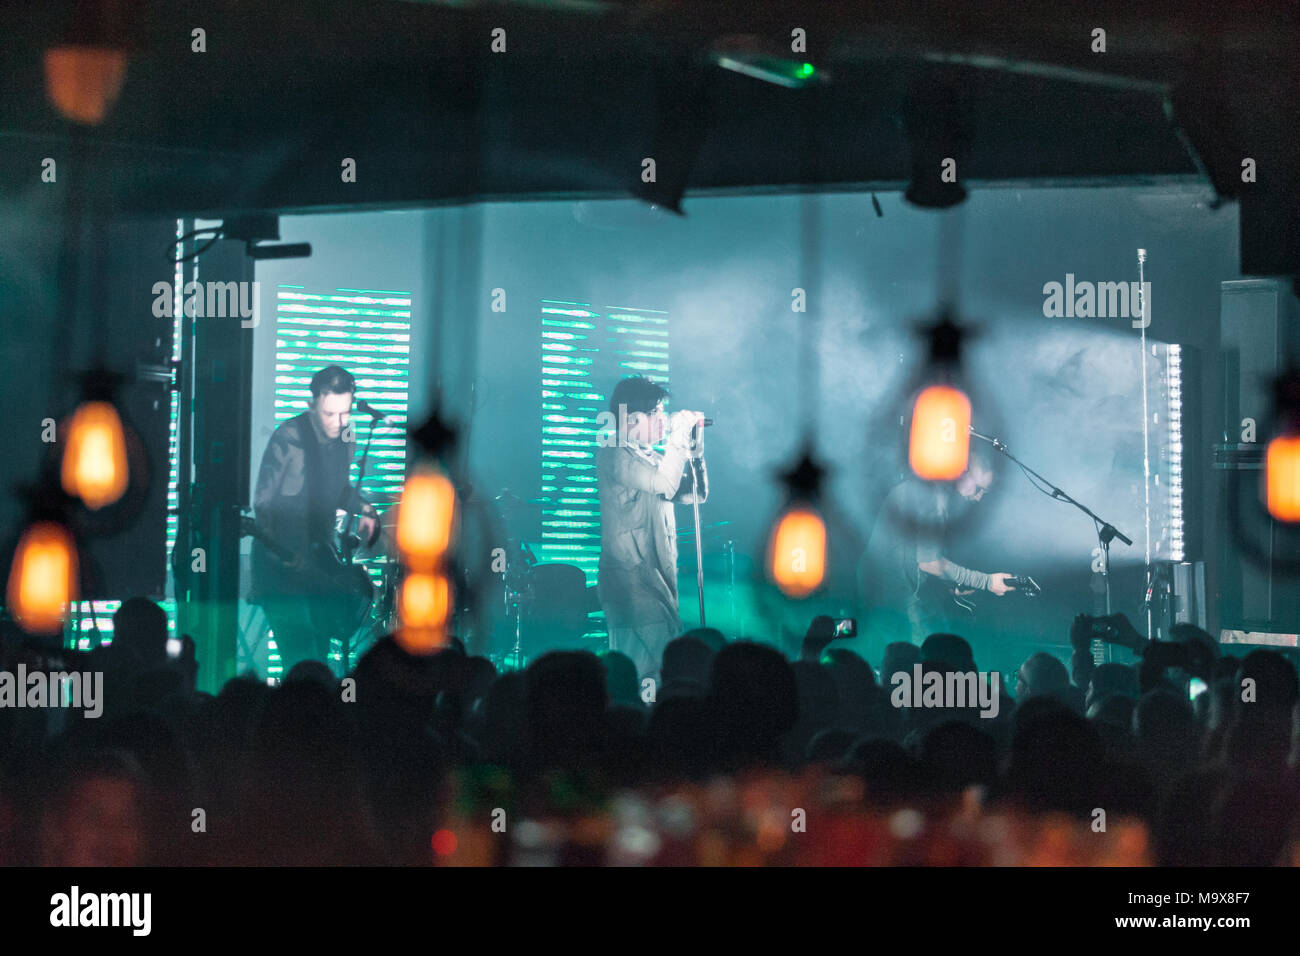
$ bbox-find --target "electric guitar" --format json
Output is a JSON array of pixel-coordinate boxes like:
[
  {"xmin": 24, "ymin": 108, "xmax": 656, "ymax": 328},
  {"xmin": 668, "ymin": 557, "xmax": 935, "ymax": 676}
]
[
  {"xmin": 242, "ymin": 512, "xmax": 378, "ymax": 637},
  {"xmin": 921, "ymin": 574, "xmax": 1042, "ymax": 618}
]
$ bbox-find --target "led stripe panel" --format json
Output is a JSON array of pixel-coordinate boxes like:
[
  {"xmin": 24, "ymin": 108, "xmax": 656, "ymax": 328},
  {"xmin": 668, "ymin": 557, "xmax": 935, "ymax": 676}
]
[{"xmin": 540, "ymin": 300, "xmax": 669, "ymax": 587}]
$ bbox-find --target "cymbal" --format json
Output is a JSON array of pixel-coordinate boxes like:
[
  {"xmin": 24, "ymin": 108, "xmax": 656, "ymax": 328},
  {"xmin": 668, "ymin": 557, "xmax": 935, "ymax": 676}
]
[
  {"xmin": 493, "ymin": 490, "xmax": 547, "ymax": 512},
  {"xmin": 676, "ymin": 520, "xmax": 732, "ymax": 535}
]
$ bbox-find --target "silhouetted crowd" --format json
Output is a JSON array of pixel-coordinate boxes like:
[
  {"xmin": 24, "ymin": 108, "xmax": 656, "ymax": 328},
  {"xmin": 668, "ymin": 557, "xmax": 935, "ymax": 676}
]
[{"xmin": 1, "ymin": 599, "xmax": 1298, "ymax": 865}]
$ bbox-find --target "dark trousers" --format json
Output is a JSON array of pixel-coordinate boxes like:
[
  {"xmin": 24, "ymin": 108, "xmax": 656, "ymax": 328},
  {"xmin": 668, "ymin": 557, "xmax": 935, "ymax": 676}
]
[{"xmin": 259, "ymin": 595, "xmax": 329, "ymax": 674}]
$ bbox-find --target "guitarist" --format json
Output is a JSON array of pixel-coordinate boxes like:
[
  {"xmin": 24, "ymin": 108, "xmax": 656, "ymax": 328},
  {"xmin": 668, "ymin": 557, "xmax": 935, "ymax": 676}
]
[
  {"xmin": 250, "ymin": 365, "xmax": 380, "ymax": 671},
  {"xmin": 864, "ymin": 446, "xmax": 1017, "ymax": 644}
]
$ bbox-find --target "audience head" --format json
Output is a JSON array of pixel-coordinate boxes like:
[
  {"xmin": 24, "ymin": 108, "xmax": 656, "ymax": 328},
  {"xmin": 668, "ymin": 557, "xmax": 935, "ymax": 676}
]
[
  {"xmin": 882, "ymin": 642, "xmax": 922, "ymax": 685},
  {"xmin": 112, "ymin": 598, "xmax": 169, "ymax": 668},
  {"xmin": 661, "ymin": 636, "xmax": 713, "ymax": 697},
  {"xmin": 682, "ymin": 627, "xmax": 727, "ymax": 654},
  {"xmin": 1016, "ymin": 652, "xmax": 1070, "ymax": 703},
  {"xmin": 600, "ymin": 651, "xmax": 641, "ymax": 707},
  {"xmin": 709, "ymin": 642, "xmax": 798, "ymax": 769},
  {"xmin": 922, "ymin": 633, "xmax": 975, "ymax": 672}
]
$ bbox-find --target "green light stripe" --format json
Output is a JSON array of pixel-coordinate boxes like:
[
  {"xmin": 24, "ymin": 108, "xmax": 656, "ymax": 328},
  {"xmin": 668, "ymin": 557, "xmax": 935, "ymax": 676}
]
[
  {"xmin": 542, "ymin": 318, "xmax": 596, "ymax": 328},
  {"xmin": 619, "ymin": 362, "xmax": 669, "ymax": 373}
]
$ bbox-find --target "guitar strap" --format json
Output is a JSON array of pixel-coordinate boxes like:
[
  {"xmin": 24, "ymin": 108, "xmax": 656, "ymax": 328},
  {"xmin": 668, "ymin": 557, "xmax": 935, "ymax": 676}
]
[{"xmin": 298, "ymin": 415, "xmax": 337, "ymax": 581}]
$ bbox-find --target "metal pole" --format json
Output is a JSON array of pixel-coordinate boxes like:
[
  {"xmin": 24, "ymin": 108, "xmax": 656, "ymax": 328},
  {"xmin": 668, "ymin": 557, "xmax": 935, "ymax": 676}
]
[
  {"xmin": 693, "ymin": 466, "xmax": 706, "ymax": 627},
  {"xmin": 1137, "ymin": 248, "xmax": 1153, "ymax": 640}
]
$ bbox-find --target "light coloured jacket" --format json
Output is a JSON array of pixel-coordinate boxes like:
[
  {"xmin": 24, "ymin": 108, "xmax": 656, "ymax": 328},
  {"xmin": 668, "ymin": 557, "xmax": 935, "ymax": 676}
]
[{"xmin": 596, "ymin": 439, "xmax": 708, "ymax": 628}]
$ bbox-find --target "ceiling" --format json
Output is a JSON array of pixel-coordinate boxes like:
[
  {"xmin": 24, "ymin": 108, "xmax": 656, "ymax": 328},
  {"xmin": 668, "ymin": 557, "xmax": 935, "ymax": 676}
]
[{"xmin": 0, "ymin": 0, "xmax": 1297, "ymax": 273}]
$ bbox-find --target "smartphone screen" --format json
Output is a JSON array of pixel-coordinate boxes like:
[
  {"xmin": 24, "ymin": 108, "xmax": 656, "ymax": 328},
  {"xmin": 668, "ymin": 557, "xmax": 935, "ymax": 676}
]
[
  {"xmin": 834, "ymin": 618, "xmax": 856, "ymax": 638},
  {"xmin": 1189, "ymin": 677, "xmax": 1208, "ymax": 702}
]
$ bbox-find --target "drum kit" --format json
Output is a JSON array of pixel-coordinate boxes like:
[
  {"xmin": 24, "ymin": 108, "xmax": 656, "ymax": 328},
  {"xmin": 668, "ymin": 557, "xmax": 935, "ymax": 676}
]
[
  {"xmin": 338, "ymin": 487, "xmax": 740, "ymax": 673},
  {"xmin": 341, "ymin": 488, "xmax": 596, "ymax": 671},
  {"xmin": 474, "ymin": 490, "xmax": 599, "ymax": 670}
]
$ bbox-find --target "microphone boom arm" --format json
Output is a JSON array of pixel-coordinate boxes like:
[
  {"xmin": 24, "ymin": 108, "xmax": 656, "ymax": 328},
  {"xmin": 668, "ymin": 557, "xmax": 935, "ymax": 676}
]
[{"xmin": 969, "ymin": 427, "xmax": 1133, "ymax": 618}]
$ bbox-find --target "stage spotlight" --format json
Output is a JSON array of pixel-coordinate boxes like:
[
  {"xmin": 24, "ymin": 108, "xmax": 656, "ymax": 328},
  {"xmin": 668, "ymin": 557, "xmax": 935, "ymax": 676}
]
[
  {"xmin": 221, "ymin": 215, "xmax": 312, "ymax": 261},
  {"xmin": 711, "ymin": 33, "xmax": 827, "ymax": 89},
  {"xmin": 713, "ymin": 54, "xmax": 824, "ymax": 89},
  {"xmin": 7, "ymin": 521, "xmax": 79, "ymax": 635},
  {"xmin": 765, "ymin": 446, "xmax": 828, "ymax": 598}
]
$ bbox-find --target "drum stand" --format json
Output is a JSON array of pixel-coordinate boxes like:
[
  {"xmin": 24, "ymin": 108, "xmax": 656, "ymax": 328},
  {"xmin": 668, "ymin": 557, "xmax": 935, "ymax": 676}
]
[{"xmin": 502, "ymin": 540, "xmax": 534, "ymax": 671}]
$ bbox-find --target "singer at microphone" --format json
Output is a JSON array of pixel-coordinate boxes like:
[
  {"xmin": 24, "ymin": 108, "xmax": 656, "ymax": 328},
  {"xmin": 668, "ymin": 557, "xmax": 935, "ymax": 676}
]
[{"xmin": 595, "ymin": 375, "xmax": 709, "ymax": 683}]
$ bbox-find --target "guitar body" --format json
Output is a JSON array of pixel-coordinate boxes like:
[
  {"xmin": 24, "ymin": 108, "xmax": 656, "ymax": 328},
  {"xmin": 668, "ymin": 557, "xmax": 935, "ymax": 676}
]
[
  {"xmin": 245, "ymin": 514, "xmax": 376, "ymax": 640},
  {"xmin": 918, "ymin": 573, "xmax": 1041, "ymax": 622},
  {"xmin": 304, "ymin": 541, "xmax": 375, "ymax": 637}
]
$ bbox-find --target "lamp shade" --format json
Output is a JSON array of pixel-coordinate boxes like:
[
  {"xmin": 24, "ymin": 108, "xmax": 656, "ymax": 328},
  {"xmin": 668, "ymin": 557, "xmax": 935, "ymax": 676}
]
[
  {"xmin": 7, "ymin": 521, "xmax": 79, "ymax": 634},
  {"xmin": 908, "ymin": 385, "xmax": 972, "ymax": 481},
  {"xmin": 766, "ymin": 504, "xmax": 827, "ymax": 598},
  {"xmin": 44, "ymin": 46, "xmax": 128, "ymax": 125},
  {"xmin": 61, "ymin": 400, "xmax": 130, "ymax": 510},
  {"xmin": 1266, "ymin": 434, "xmax": 1300, "ymax": 522},
  {"xmin": 396, "ymin": 465, "xmax": 457, "ymax": 571},
  {"xmin": 396, "ymin": 571, "xmax": 451, "ymax": 654}
]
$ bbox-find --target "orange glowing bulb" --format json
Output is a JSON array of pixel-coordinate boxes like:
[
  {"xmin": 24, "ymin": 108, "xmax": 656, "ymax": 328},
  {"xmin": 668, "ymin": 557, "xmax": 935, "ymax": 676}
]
[
  {"xmin": 1266, "ymin": 435, "xmax": 1300, "ymax": 522},
  {"xmin": 396, "ymin": 467, "xmax": 457, "ymax": 570},
  {"xmin": 44, "ymin": 46, "xmax": 129, "ymax": 125},
  {"xmin": 396, "ymin": 572, "xmax": 451, "ymax": 654},
  {"xmin": 6, "ymin": 522, "xmax": 78, "ymax": 634},
  {"xmin": 909, "ymin": 385, "xmax": 971, "ymax": 481},
  {"xmin": 61, "ymin": 401, "xmax": 129, "ymax": 510},
  {"xmin": 768, "ymin": 506, "xmax": 826, "ymax": 598}
]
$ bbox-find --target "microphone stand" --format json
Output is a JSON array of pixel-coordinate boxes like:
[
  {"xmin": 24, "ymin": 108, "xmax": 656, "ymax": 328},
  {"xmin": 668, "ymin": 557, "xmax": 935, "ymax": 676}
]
[
  {"xmin": 971, "ymin": 430, "xmax": 1133, "ymax": 621},
  {"xmin": 338, "ymin": 408, "xmax": 387, "ymax": 671},
  {"xmin": 691, "ymin": 421, "xmax": 707, "ymax": 627},
  {"xmin": 345, "ymin": 412, "xmax": 381, "ymax": 561}
]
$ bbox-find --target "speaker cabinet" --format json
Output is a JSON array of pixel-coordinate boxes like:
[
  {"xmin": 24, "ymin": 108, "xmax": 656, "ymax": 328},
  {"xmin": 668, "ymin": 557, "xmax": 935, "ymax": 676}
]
[{"xmin": 1215, "ymin": 279, "xmax": 1300, "ymax": 632}]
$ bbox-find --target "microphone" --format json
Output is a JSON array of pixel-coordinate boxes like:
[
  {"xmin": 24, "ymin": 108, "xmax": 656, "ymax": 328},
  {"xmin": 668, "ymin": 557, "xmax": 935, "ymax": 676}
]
[
  {"xmin": 699, "ymin": 418, "xmax": 714, "ymax": 427},
  {"xmin": 968, "ymin": 425, "xmax": 1006, "ymax": 451},
  {"xmin": 356, "ymin": 399, "xmax": 397, "ymax": 425}
]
